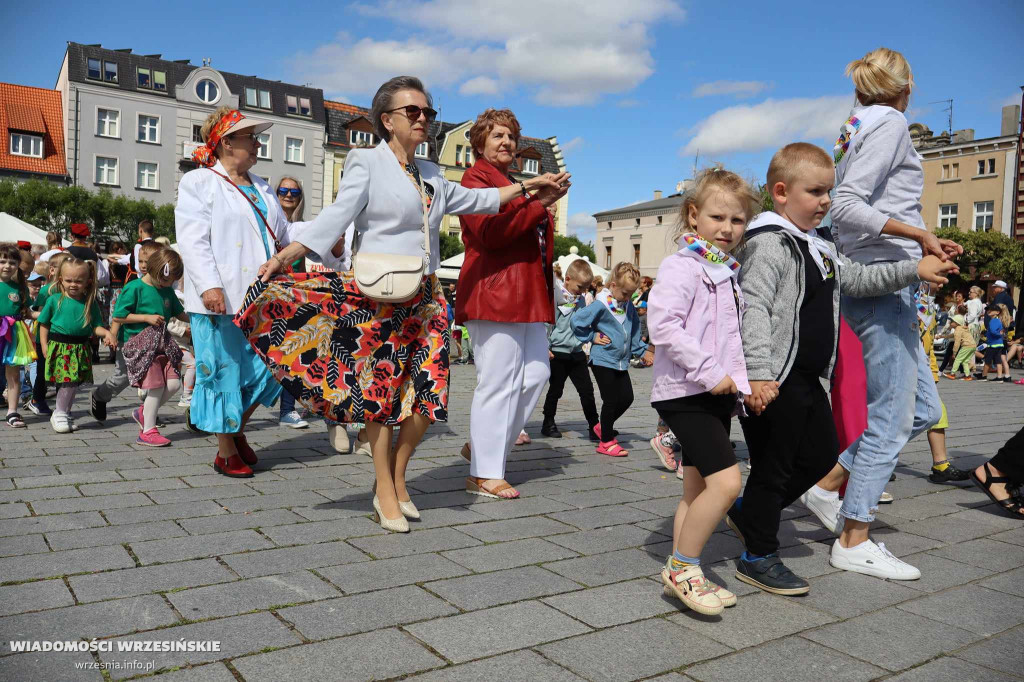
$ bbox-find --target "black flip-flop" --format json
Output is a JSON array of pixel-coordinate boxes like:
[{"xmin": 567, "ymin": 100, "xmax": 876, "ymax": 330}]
[
  {"xmin": 5, "ymin": 412, "xmax": 26, "ymax": 428},
  {"xmin": 969, "ymin": 463, "xmax": 1024, "ymax": 519}
]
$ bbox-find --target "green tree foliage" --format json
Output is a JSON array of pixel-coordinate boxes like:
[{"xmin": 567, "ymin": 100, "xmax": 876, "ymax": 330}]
[
  {"xmin": 439, "ymin": 230, "xmax": 464, "ymax": 261},
  {"xmin": 0, "ymin": 179, "xmax": 173, "ymax": 246},
  {"xmin": 935, "ymin": 226, "xmax": 1024, "ymax": 290},
  {"xmin": 756, "ymin": 183, "xmax": 774, "ymax": 214},
  {"xmin": 553, "ymin": 234, "xmax": 596, "ymax": 262}
]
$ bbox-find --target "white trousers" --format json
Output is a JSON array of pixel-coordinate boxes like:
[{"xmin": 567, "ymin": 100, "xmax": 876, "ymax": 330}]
[{"xmin": 466, "ymin": 321, "xmax": 551, "ymax": 479}]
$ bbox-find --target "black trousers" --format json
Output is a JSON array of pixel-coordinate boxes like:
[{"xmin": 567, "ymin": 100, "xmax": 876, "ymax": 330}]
[
  {"xmin": 590, "ymin": 365, "xmax": 633, "ymax": 440},
  {"xmin": 737, "ymin": 372, "xmax": 839, "ymax": 557},
  {"xmin": 990, "ymin": 426, "xmax": 1024, "ymax": 484},
  {"xmin": 938, "ymin": 342, "xmax": 954, "ymax": 372},
  {"xmin": 32, "ymin": 341, "xmax": 47, "ymax": 405},
  {"xmin": 543, "ymin": 350, "xmax": 599, "ymax": 427}
]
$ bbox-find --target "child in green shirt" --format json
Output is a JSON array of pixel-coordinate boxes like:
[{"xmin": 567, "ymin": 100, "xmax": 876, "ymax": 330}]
[
  {"xmin": 38, "ymin": 257, "xmax": 116, "ymax": 433},
  {"xmin": 1, "ymin": 244, "xmax": 33, "ymax": 428},
  {"xmin": 25, "ymin": 253, "xmax": 70, "ymax": 418}
]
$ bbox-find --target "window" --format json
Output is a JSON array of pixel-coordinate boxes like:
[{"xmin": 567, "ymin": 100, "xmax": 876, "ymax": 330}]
[
  {"xmin": 195, "ymin": 79, "xmax": 219, "ymax": 104},
  {"xmin": 95, "ymin": 156, "xmax": 118, "ymax": 185},
  {"xmin": 136, "ymin": 162, "xmax": 158, "ymax": 190},
  {"xmin": 258, "ymin": 90, "xmax": 270, "ymax": 109},
  {"xmin": 635, "ymin": 218, "xmax": 641, "ymax": 226},
  {"xmin": 299, "ymin": 97, "xmax": 311, "ymax": 116},
  {"xmin": 657, "ymin": 215, "xmax": 663, "ymax": 224},
  {"xmin": 192, "ymin": 124, "xmax": 203, "ymax": 143},
  {"xmin": 103, "ymin": 61, "xmax": 118, "ymax": 83},
  {"xmin": 285, "ymin": 137, "xmax": 304, "ymax": 163},
  {"xmin": 153, "ymin": 71, "xmax": 166, "ymax": 92},
  {"xmin": 456, "ymin": 144, "xmax": 464, "ymax": 165},
  {"xmin": 938, "ymin": 203, "xmax": 958, "ymax": 228},
  {"xmin": 256, "ymin": 133, "xmax": 271, "ymax": 159},
  {"xmin": 137, "ymin": 67, "xmax": 151, "ymax": 88},
  {"xmin": 607, "ymin": 222, "xmax": 612, "ymax": 230},
  {"xmin": 974, "ymin": 201, "xmax": 994, "ymax": 231},
  {"xmin": 988, "ymin": 158, "xmax": 996, "ymax": 174},
  {"xmin": 952, "ymin": 162, "xmax": 959, "ymax": 178},
  {"xmin": 286, "ymin": 95, "xmax": 298, "ymax": 114},
  {"xmin": 605, "ymin": 246, "xmax": 612, "ymax": 269},
  {"xmin": 633, "ymin": 243, "xmax": 641, "ymax": 267},
  {"xmin": 978, "ymin": 158, "xmax": 996, "ymax": 176},
  {"xmin": 941, "ymin": 164, "xmax": 950, "ymax": 179},
  {"xmin": 9, "ymin": 133, "xmax": 43, "ymax": 158},
  {"xmin": 87, "ymin": 58, "xmax": 101, "ymax": 79},
  {"xmin": 350, "ymin": 130, "xmax": 375, "ymax": 146},
  {"xmin": 245, "ymin": 87, "xmax": 257, "ymax": 107},
  {"xmin": 415, "ymin": 142, "xmax": 429, "ymax": 158},
  {"xmin": 97, "ymin": 108, "xmax": 119, "ymax": 137},
  {"xmin": 137, "ymin": 115, "xmax": 159, "ymax": 143},
  {"xmin": 465, "ymin": 148, "xmax": 473, "ymax": 166},
  {"xmin": 523, "ymin": 158, "xmax": 539, "ymax": 175}
]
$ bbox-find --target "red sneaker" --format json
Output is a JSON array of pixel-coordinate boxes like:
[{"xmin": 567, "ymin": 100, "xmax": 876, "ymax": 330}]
[
  {"xmin": 234, "ymin": 435, "xmax": 258, "ymax": 465},
  {"xmin": 214, "ymin": 454, "xmax": 254, "ymax": 478}
]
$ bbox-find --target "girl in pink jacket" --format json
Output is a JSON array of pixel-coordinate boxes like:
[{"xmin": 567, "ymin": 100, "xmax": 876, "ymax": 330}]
[{"xmin": 647, "ymin": 169, "xmax": 773, "ymax": 616}]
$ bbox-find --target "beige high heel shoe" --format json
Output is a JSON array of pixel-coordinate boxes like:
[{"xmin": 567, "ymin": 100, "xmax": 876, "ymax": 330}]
[
  {"xmin": 398, "ymin": 499, "xmax": 420, "ymax": 520},
  {"xmin": 372, "ymin": 495, "xmax": 409, "ymax": 533}
]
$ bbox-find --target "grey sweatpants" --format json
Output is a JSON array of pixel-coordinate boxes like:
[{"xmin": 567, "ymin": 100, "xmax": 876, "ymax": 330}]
[{"xmin": 92, "ymin": 351, "xmax": 129, "ymax": 402}]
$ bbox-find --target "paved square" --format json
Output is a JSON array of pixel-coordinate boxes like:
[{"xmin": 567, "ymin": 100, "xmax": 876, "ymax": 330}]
[{"xmin": 2, "ymin": 362, "xmax": 1023, "ymax": 679}]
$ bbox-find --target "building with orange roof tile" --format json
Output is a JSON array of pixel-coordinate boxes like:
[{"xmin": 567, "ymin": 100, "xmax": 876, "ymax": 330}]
[{"xmin": 0, "ymin": 82, "xmax": 70, "ymax": 184}]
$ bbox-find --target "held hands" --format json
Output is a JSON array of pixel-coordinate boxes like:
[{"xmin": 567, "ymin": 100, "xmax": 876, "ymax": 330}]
[
  {"xmin": 640, "ymin": 349, "xmax": 655, "ymax": 367},
  {"xmin": 593, "ymin": 333, "xmax": 611, "ymax": 346},
  {"xmin": 98, "ymin": 329, "xmax": 117, "ymax": 349},
  {"xmin": 918, "ymin": 254, "xmax": 960, "ymax": 285},
  {"xmin": 526, "ymin": 172, "xmax": 571, "ymax": 208},
  {"xmin": 710, "ymin": 375, "xmax": 738, "ymax": 396},
  {"xmin": 919, "ymin": 232, "xmax": 963, "ymax": 262},
  {"xmin": 201, "ymin": 288, "xmax": 226, "ymax": 314},
  {"xmin": 743, "ymin": 380, "xmax": 780, "ymax": 416}
]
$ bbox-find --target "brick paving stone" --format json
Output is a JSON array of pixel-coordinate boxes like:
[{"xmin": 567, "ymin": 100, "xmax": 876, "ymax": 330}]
[
  {"xmin": 538, "ymin": 619, "xmax": 732, "ymax": 681},
  {"xmin": 31, "ymin": 492, "xmax": 153, "ymax": 515},
  {"xmin": 259, "ymin": 516, "xmax": 386, "ymax": 545},
  {"xmin": 69, "ymin": 558, "xmax": 236, "ymax": 603},
  {"xmin": 543, "ymin": 487, "xmax": 648, "ymax": 509},
  {"xmin": 0, "ymin": 650, "xmax": 102, "ymax": 682},
  {"xmin": 0, "ymin": 579, "xmax": 75, "ymax": 616},
  {"xmin": 103, "ymin": 499, "xmax": 226, "ymax": 525},
  {"xmin": 953, "ymin": 625, "xmax": 1024, "ymax": 678},
  {"xmin": 545, "ymin": 523, "xmax": 671, "ymax": 555},
  {"xmin": 168, "ymin": 570, "xmax": 341, "ymax": 619},
  {"xmin": 177, "ymin": 509, "xmax": 307, "ymax": 535},
  {"xmin": 670, "ymin": 591, "xmax": 836, "ymax": 649},
  {"xmin": 131, "ymin": 529, "xmax": 274, "ymax": 564},
  {"xmin": 14, "ymin": 470, "xmax": 123, "ymax": 488},
  {"xmin": 0, "ymin": 510, "xmax": 107, "ymax": 537},
  {"xmin": 46, "ymin": 520, "xmax": 187, "ymax": 551},
  {"xmin": 541, "ymin": 578, "xmax": 677, "ymax": 627},
  {"xmin": 278, "ymin": 584, "xmax": 457, "ymax": 639},
  {"xmin": 683, "ymin": 636, "xmax": 885, "ymax": 682},
  {"xmin": 802, "ymin": 607, "xmax": 984, "ymax": 672},
  {"xmin": 896, "ymin": 551, "xmax": 997, "ymax": 593},
  {"xmin": 548, "ymin": 505, "xmax": 658, "ymax": 530},
  {"xmin": 317, "ymin": 553, "xmax": 470, "ymax": 594},
  {"xmin": 143, "ymin": 483, "xmax": 258, "ymax": 504},
  {"xmin": 979, "ymin": 566, "xmax": 1024, "ymax": 598},
  {"xmin": 222, "ymin": 540, "xmax": 370, "ymax": 578},
  {"xmin": 406, "ymin": 601, "xmax": 591, "ymax": 663},
  {"xmin": 790, "ymin": 570, "xmax": 921, "ymax": 617},
  {"xmin": 137, "ymin": 662, "xmax": 237, "ymax": 682},
  {"xmin": 216, "ymin": 490, "xmax": 331, "ymax": 513},
  {"xmin": 456, "ymin": 516, "xmax": 577, "ymax": 543},
  {"xmin": 927, "ymin": 537, "xmax": 1024, "ymax": 572},
  {"xmin": 989, "ymin": 526, "xmax": 1024, "ymax": 546},
  {"xmin": 0, "ymin": 595, "xmax": 176, "ymax": 654},
  {"xmin": 349, "ymin": 527, "xmax": 481, "ymax": 559},
  {"xmin": 0, "ymin": 486, "xmax": 81, "ymax": 503},
  {"xmin": 885, "ymin": 656, "xmax": 1018, "ymax": 682},
  {"xmin": 0, "ymin": 544, "xmax": 134, "ymax": 582},
  {"xmin": 425, "ymin": 565, "xmax": 581, "ymax": 610},
  {"xmin": 232, "ymin": 628, "xmax": 444, "ymax": 682},
  {"xmin": 78, "ymin": 478, "xmax": 187, "ymax": 496},
  {"xmin": 441, "ymin": 537, "xmax": 579, "ymax": 572},
  {"xmin": 407, "ymin": 650, "xmax": 586, "ymax": 681},
  {"xmin": 543, "ymin": 548, "xmax": 663, "ymax": 586},
  {"xmin": 99, "ymin": 612, "xmax": 302, "ymax": 679},
  {"xmin": 897, "ymin": 583, "xmax": 1024, "ymax": 636}
]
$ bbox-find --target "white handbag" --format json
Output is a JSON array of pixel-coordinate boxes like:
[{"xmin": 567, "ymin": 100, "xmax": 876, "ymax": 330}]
[{"xmin": 351, "ymin": 170, "xmax": 430, "ymax": 304}]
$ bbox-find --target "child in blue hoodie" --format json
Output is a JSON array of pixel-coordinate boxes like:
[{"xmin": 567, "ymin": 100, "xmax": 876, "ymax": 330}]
[{"xmin": 572, "ymin": 262, "xmax": 654, "ymax": 456}]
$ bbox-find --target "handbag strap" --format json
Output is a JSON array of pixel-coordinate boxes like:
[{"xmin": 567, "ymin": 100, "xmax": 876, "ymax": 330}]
[{"xmin": 207, "ymin": 169, "xmax": 280, "ymax": 252}]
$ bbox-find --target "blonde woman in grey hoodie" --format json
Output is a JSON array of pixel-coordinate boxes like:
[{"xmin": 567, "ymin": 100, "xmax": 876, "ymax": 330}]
[{"xmin": 798, "ymin": 48, "xmax": 963, "ymax": 581}]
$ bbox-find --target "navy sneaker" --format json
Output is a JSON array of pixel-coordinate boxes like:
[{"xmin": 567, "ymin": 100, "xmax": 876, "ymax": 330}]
[{"xmin": 736, "ymin": 555, "xmax": 810, "ymax": 596}]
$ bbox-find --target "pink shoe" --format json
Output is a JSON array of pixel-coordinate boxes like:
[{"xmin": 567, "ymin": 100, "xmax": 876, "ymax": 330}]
[
  {"xmin": 650, "ymin": 435, "xmax": 676, "ymax": 471},
  {"xmin": 515, "ymin": 430, "xmax": 531, "ymax": 446},
  {"xmin": 132, "ymin": 406, "xmax": 143, "ymax": 428},
  {"xmin": 137, "ymin": 428, "xmax": 170, "ymax": 447},
  {"xmin": 1015, "ymin": 378, "xmax": 1024, "ymax": 385},
  {"xmin": 596, "ymin": 440, "xmax": 629, "ymax": 457}
]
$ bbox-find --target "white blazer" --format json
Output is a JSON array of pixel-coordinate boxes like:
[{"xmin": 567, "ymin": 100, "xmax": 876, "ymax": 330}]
[
  {"xmin": 299, "ymin": 141, "xmax": 500, "ymax": 274},
  {"xmin": 176, "ymin": 161, "xmax": 302, "ymax": 315}
]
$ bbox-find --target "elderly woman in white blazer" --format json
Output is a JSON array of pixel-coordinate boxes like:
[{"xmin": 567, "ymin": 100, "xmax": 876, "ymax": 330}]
[
  {"xmin": 246, "ymin": 76, "xmax": 567, "ymax": 533},
  {"xmin": 176, "ymin": 106, "xmax": 303, "ymax": 479}
]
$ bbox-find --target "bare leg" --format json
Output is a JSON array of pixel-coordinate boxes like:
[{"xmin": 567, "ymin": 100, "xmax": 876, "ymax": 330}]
[
  {"xmin": 392, "ymin": 412, "xmax": 429, "ymax": 503},
  {"xmin": 816, "ymin": 462, "xmax": 850, "ymax": 493},
  {"xmin": 366, "ymin": 422, "xmax": 401, "ymax": 520},
  {"xmin": 974, "ymin": 462, "xmax": 1024, "ymax": 516},
  {"xmin": 675, "ymin": 465, "xmax": 741, "ymax": 558},
  {"xmin": 839, "ymin": 519, "xmax": 870, "ymax": 548},
  {"xmin": 927, "ymin": 428, "xmax": 947, "ymax": 465}
]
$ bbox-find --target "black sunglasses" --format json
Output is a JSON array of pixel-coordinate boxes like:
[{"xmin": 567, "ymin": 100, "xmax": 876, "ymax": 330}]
[
  {"xmin": 386, "ymin": 105, "xmax": 437, "ymax": 122},
  {"xmin": 276, "ymin": 188, "xmax": 302, "ymax": 198}
]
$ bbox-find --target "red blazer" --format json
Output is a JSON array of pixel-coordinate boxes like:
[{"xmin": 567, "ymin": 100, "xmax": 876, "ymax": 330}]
[{"xmin": 455, "ymin": 157, "xmax": 555, "ymax": 325}]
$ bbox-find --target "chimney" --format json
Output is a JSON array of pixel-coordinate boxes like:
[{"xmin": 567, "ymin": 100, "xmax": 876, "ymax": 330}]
[
  {"xmin": 653, "ymin": 190, "xmax": 662, "ymax": 200},
  {"xmin": 951, "ymin": 129, "xmax": 974, "ymax": 144},
  {"xmin": 1002, "ymin": 105, "xmax": 1021, "ymax": 137}
]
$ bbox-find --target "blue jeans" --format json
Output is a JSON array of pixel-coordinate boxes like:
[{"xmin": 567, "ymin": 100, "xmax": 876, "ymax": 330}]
[
  {"xmin": 838, "ymin": 286, "xmax": 942, "ymax": 523},
  {"xmin": 280, "ymin": 389, "xmax": 295, "ymax": 417}
]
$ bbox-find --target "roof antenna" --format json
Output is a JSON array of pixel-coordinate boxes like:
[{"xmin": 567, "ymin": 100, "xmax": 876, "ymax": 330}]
[
  {"xmin": 929, "ymin": 98, "xmax": 953, "ymax": 136},
  {"xmin": 202, "ymin": 57, "xmax": 212, "ymax": 67}
]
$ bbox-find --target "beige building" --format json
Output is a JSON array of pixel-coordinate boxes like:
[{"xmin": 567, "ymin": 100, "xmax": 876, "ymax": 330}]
[
  {"xmin": 592, "ymin": 190, "xmax": 686, "ymax": 279},
  {"xmin": 913, "ymin": 104, "xmax": 1020, "ymax": 236}
]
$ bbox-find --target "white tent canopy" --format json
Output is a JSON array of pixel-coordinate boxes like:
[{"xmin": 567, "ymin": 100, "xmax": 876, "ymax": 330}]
[
  {"xmin": 436, "ymin": 251, "xmax": 464, "ymax": 283},
  {"xmin": 557, "ymin": 245, "xmax": 608, "ymax": 282},
  {"xmin": 0, "ymin": 212, "xmax": 69, "ymax": 246}
]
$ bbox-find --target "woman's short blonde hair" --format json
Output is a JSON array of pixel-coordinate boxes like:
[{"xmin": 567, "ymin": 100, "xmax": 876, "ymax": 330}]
[
  {"xmin": 469, "ymin": 108, "xmax": 521, "ymax": 157},
  {"xmin": 846, "ymin": 47, "xmax": 913, "ymax": 106},
  {"xmin": 200, "ymin": 106, "xmax": 237, "ymax": 157},
  {"xmin": 673, "ymin": 167, "xmax": 761, "ymax": 243}
]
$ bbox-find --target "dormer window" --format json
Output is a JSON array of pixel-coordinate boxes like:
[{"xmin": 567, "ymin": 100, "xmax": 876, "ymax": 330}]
[
  {"xmin": 10, "ymin": 133, "xmax": 43, "ymax": 158},
  {"xmin": 523, "ymin": 158, "xmax": 539, "ymax": 175},
  {"xmin": 350, "ymin": 130, "xmax": 376, "ymax": 146}
]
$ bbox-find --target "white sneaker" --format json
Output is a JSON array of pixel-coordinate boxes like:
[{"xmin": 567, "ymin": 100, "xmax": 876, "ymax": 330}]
[
  {"xmin": 177, "ymin": 393, "xmax": 192, "ymax": 408},
  {"xmin": 68, "ymin": 416, "xmax": 79, "ymax": 432},
  {"xmin": 830, "ymin": 539, "xmax": 921, "ymax": 580},
  {"xmin": 799, "ymin": 486, "xmax": 842, "ymax": 534},
  {"xmin": 50, "ymin": 413, "xmax": 72, "ymax": 434},
  {"xmin": 878, "ymin": 491, "xmax": 894, "ymax": 504}
]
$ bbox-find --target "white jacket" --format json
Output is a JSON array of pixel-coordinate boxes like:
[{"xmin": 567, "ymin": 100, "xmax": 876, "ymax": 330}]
[
  {"xmin": 175, "ymin": 161, "xmax": 304, "ymax": 315},
  {"xmin": 299, "ymin": 141, "xmax": 500, "ymax": 274}
]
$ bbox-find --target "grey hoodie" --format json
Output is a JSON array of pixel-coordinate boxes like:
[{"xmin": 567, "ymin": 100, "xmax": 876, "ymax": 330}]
[{"xmin": 735, "ymin": 212, "xmax": 920, "ymax": 385}]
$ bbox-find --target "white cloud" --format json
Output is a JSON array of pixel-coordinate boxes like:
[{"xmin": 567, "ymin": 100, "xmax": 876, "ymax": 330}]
[
  {"xmin": 692, "ymin": 80, "xmax": 773, "ymax": 99},
  {"xmin": 294, "ymin": 0, "xmax": 684, "ymax": 106},
  {"xmin": 561, "ymin": 136, "xmax": 585, "ymax": 154},
  {"xmin": 568, "ymin": 212, "xmax": 597, "ymax": 243},
  {"xmin": 682, "ymin": 94, "xmax": 854, "ymax": 155}
]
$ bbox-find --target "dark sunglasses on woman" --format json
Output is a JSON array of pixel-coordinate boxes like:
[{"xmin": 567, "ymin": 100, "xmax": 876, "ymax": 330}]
[
  {"xmin": 387, "ymin": 104, "xmax": 438, "ymax": 122},
  {"xmin": 276, "ymin": 188, "xmax": 302, "ymax": 198}
]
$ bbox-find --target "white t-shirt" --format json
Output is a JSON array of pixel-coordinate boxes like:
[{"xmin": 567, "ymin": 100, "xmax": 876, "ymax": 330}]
[{"xmin": 966, "ymin": 298, "xmax": 984, "ymax": 326}]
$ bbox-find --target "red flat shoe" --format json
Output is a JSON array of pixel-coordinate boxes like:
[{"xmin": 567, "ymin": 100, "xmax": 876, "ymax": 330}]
[
  {"xmin": 214, "ymin": 454, "xmax": 254, "ymax": 478},
  {"xmin": 234, "ymin": 435, "xmax": 258, "ymax": 466}
]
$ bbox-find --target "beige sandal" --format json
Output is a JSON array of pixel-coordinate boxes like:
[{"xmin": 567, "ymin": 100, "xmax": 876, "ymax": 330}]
[
  {"xmin": 460, "ymin": 442, "xmax": 471, "ymax": 462},
  {"xmin": 466, "ymin": 476, "xmax": 519, "ymax": 500}
]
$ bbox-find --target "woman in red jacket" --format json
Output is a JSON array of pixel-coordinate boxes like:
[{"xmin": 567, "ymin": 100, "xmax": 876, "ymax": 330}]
[{"xmin": 457, "ymin": 108, "xmax": 570, "ymax": 499}]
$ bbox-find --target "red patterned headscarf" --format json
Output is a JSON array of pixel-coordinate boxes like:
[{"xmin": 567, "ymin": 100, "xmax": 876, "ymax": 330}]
[{"xmin": 191, "ymin": 109, "xmax": 245, "ymax": 167}]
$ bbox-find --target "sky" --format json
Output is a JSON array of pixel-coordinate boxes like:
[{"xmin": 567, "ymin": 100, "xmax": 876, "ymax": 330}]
[{"xmin": 2, "ymin": 0, "xmax": 1022, "ymax": 245}]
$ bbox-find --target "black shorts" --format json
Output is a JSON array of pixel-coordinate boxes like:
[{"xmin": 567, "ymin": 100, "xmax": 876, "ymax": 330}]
[
  {"xmin": 986, "ymin": 346, "xmax": 1005, "ymax": 367},
  {"xmin": 653, "ymin": 392, "xmax": 737, "ymax": 477}
]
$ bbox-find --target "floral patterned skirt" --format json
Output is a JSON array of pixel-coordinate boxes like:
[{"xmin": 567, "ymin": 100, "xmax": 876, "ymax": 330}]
[
  {"xmin": 234, "ymin": 272, "xmax": 449, "ymax": 425},
  {"xmin": 45, "ymin": 338, "xmax": 93, "ymax": 384}
]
